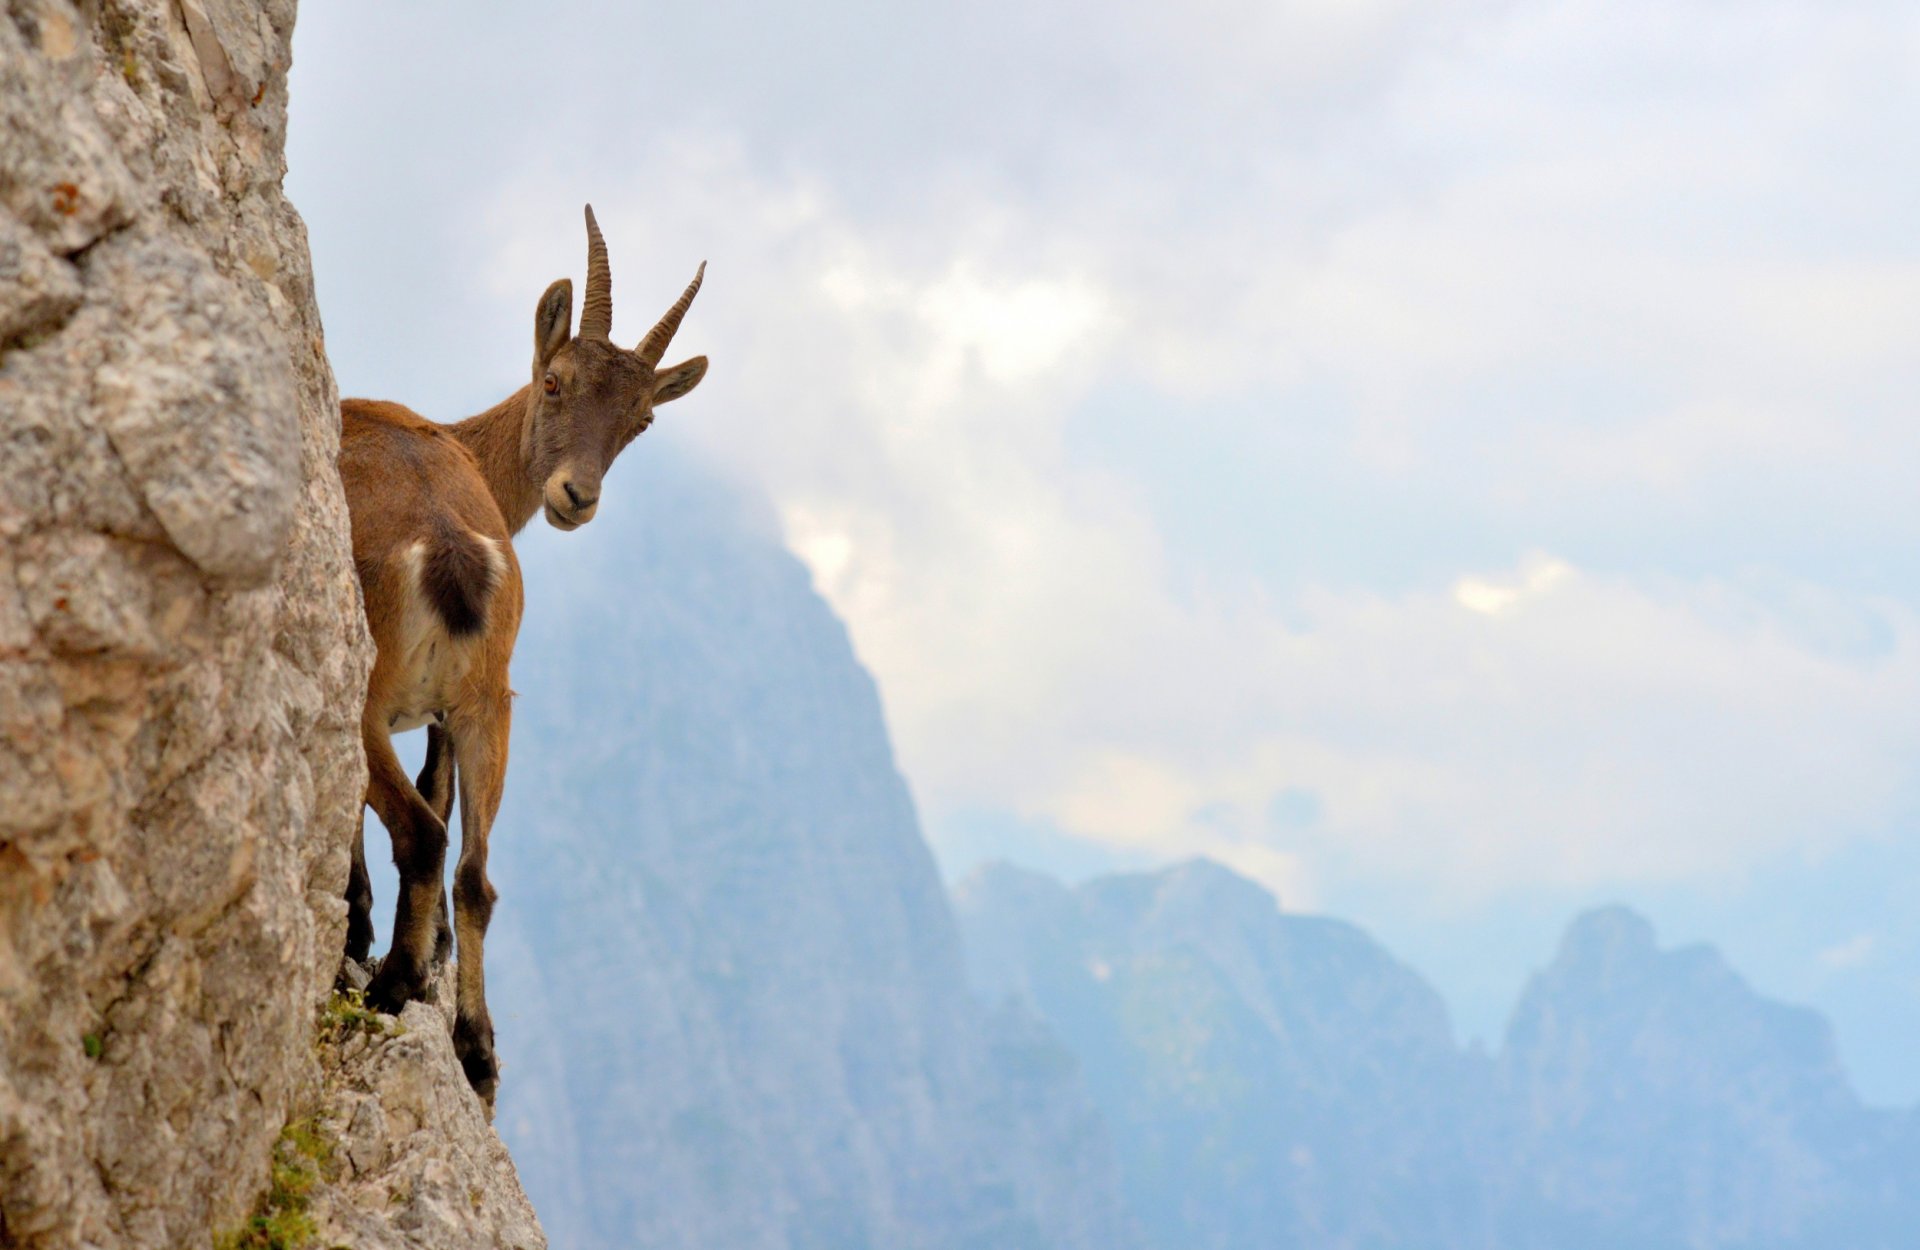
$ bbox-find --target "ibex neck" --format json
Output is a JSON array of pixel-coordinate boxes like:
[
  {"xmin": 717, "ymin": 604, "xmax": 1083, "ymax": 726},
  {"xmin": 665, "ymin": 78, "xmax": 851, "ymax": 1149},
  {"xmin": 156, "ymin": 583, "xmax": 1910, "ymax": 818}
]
[{"xmin": 448, "ymin": 385, "xmax": 544, "ymax": 536}]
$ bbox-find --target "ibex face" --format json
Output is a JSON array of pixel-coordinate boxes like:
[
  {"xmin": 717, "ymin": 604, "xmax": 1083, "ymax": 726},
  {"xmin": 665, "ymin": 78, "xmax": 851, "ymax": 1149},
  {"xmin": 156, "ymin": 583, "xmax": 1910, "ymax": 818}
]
[{"xmin": 527, "ymin": 206, "xmax": 707, "ymax": 531}]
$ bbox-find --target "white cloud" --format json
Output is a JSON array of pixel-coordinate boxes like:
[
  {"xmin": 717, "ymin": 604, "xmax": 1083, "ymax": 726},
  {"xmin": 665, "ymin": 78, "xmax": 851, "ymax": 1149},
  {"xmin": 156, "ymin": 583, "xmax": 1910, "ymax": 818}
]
[
  {"xmin": 1454, "ymin": 554, "xmax": 1572, "ymax": 616},
  {"xmin": 466, "ymin": 59, "xmax": 1920, "ymax": 904},
  {"xmin": 1819, "ymin": 933, "xmax": 1877, "ymax": 971}
]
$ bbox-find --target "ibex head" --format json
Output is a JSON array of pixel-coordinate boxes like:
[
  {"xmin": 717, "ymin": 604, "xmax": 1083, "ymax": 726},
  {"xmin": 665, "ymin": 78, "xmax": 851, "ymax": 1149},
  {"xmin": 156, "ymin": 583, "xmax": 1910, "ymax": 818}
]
[{"xmin": 525, "ymin": 205, "xmax": 707, "ymax": 531}]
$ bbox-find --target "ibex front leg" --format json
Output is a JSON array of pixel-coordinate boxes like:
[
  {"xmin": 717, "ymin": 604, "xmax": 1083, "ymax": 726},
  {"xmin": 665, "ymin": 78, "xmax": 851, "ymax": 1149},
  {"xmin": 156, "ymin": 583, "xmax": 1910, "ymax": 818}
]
[
  {"xmin": 447, "ymin": 694, "xmax": 510, "ymax": 1110},
  {"xmin": 363, "ymin": 715, "xmax": 447, "ymax": 1014}
]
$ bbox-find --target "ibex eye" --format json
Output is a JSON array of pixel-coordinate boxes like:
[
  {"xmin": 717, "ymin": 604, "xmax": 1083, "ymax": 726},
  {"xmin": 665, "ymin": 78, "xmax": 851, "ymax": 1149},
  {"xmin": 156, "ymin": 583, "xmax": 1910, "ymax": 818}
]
[{"xmin": 543, "ymin": 373, "xmax": 559, "ymax": 395}]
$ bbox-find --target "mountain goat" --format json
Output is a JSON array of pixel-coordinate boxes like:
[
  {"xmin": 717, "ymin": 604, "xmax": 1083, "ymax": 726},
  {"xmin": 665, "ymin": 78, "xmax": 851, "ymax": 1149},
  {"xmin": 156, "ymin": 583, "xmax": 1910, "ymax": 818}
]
[{"xmin": 337, "ymin": 206, "xmax": 706, "ymax": 1106}]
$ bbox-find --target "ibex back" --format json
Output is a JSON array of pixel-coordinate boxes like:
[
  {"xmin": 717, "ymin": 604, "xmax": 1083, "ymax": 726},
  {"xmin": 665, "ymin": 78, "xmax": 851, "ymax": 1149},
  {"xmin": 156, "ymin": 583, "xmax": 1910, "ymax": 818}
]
[{"xmin": 338, "ymin": 206, "xmax": 706, "ymax": 1108}]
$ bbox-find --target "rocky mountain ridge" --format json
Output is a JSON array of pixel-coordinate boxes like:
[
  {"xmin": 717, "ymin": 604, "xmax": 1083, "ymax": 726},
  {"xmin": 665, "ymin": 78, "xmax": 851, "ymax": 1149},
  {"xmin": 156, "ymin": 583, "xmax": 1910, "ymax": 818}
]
[{"xmin": 957, "ymin": 859, "xmax": 1920, "ymax": 1250}]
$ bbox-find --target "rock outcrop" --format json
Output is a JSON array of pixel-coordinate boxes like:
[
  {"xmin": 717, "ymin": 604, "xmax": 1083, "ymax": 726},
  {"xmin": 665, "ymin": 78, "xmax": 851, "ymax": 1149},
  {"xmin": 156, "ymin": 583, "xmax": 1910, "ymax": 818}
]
[
  {"xmin": 0, "ymin": 2, "xmax": 540, "ymax": 1246},
  {"xmin": 308, "ymin": 967, "xmax": 544, "ymax": 1250}
]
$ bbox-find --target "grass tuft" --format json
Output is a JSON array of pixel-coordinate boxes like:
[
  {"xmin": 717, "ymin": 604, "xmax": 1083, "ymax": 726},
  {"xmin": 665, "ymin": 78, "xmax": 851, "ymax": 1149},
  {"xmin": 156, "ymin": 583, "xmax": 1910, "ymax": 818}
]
[
  {"xmin": 317, "ymin": 988, "xmax": 391, "ymax": 1045},
  {"xmin": 213, "ymin": 1116, "xmax": 335, "ymax": 1250}
]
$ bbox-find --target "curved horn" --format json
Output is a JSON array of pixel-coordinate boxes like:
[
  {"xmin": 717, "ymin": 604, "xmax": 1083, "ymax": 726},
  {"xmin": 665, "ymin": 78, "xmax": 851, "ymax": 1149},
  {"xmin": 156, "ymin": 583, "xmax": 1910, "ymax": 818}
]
[
  {"xmin": 635, "ymin": 261, "xmax": 705, "ymax": 366},
  {"xmin": 579, "ymin": 204, "xmax": 613, "ymax": 340}
]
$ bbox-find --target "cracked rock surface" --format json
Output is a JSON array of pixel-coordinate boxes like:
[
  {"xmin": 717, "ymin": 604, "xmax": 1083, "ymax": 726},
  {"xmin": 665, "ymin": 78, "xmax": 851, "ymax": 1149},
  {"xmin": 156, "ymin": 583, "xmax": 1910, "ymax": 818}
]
[
  {"xmin": 313, "ymin": 966, "xmax": 546, "ymax": 1250},
  {"xmin": 0, "ymin": 2, "xmax": 541, "ymax": 1246}
]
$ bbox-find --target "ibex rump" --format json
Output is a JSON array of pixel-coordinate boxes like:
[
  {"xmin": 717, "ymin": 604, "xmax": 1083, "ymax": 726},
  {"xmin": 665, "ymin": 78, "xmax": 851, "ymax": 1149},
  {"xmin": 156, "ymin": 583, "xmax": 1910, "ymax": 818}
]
[{"xmin": 338, "ymin": 206, "xmax": 706, "ymax": 1106}]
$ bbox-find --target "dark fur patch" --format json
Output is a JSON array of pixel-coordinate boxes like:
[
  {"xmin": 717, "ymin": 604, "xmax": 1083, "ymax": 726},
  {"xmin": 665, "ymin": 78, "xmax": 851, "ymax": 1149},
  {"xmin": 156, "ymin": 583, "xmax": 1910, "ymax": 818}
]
[
  {"xmin": 365, "ymin": 949, "xmax": 430, "ymax": 1014},
  {"xmin": 454, "ymin": 861, "xmax": 496, "ymax": 929},
  {"xmin": 415, "ymin": 724, "xmax": 456, "ymax": 821},
  {"xmin": 390, "ymin": 803, "xmax": 447, "ymax": 880},
  {"xmin": 453, "ymin": 1011, "xmax": 500, "ymax": 1101},
  {"xmin": 420, "ymin": 518, "xmax": 497, "ymax": 639}
]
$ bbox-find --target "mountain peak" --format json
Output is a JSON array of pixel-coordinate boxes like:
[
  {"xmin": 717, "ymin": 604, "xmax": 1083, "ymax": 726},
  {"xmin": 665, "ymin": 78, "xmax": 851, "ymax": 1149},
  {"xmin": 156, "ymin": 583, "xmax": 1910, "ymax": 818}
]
[
  {"xmin": 1162, "ymin": 856, "xmax": 1279, "ymax": 908},
  {"xmin": 1556, "ymin": 904, "xmax": 1658, "ymax": 964}
]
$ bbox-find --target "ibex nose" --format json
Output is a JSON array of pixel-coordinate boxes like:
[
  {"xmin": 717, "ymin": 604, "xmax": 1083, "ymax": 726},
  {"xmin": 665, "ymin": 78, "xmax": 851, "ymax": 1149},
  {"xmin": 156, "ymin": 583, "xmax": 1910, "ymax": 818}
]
[{"xmin": 561, "ymin": 480, "xmax": 598, "ymax": 511}]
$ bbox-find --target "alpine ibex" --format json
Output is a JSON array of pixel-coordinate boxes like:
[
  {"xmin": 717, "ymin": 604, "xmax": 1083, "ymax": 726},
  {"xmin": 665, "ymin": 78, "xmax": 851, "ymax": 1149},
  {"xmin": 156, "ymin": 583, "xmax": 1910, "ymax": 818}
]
[{"xmin": 338, "ymin": 206, "xmax": 706, "ymax": 1106}]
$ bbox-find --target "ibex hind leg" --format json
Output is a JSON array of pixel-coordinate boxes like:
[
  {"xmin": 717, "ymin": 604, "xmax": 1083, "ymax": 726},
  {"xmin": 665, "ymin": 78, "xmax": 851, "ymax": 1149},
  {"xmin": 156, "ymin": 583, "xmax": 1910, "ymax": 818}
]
[
  {"xmin": 447, "ymin": 698, "xmax": 509, "ymax": 1112},
  {"xmin": 362, "ymin": 718, "xmax": 447, "ymax": 1015},
  {"xmin": 345, "ymin": 809, "xmax": 375, "ymax": 965},
  {"xmin": 416, "ymin": 722, "xmax": 457, "ymax": 970}
]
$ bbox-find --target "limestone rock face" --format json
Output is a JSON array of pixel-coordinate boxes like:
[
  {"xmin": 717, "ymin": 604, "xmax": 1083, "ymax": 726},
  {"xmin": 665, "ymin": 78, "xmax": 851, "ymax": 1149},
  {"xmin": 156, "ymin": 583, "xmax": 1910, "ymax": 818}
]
[
  {"xmin": 312, "ymin": 968, "xmax": 546, "ymax": 1250},
  {"xmin": 0, "ymin": 3, "xmax": 535, "ymax": 1247}
]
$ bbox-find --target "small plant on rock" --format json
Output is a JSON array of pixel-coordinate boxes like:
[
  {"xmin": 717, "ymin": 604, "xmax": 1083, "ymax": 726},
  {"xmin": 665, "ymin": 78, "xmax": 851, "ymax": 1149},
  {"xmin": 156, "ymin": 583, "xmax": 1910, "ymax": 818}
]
[
  {"xmin": 317, "ymin": 988, "xmax": 391, "ymax": 1045},
  {"xmin": 213, "ymin": 1116, "xmax": 335, "ymax": 1250}
]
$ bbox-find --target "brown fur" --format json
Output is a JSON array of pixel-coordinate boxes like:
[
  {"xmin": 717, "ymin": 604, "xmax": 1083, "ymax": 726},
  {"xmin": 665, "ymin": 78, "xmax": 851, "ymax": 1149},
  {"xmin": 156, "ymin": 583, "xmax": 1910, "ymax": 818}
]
[
  {"xmin": 340, "ymin": 398, "xmax": 522, "ymax": 1107},
  {"xmin": 337, "ymin": 207, "xmax": 707, "ymax": 1111}
]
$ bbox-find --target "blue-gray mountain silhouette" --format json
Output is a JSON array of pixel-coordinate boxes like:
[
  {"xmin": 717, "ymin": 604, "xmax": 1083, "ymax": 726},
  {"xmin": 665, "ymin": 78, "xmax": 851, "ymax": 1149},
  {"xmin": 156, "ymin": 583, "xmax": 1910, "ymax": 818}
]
[
  {"xmin": 486, "ymin": 450, "xmax": 1134, "ymax": 1250},
  {"xmin": 957, "ymin": 862, "xmax": 1920, "ymax": 1250}
]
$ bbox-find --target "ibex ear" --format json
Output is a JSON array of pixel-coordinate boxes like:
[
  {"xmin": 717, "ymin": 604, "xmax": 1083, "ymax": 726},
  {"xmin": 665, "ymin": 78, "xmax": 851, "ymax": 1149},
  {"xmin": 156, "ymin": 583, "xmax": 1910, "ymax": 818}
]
[
  {"xmin": 652, "ymin": 355, "xmax": 708, "ymax": 405},
  {"xmin": 534, "ymin": 279, "xmax": 573, "ymax": 367}
]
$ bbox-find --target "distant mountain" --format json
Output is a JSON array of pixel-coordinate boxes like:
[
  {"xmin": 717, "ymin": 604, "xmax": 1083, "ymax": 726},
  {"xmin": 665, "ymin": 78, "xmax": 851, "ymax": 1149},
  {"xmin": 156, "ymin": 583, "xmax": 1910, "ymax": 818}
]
[
  {"xmin": 484, "ymin": 452, "xmax": 1134, "ymax": 1250},
  {"xmin": 957, "ymin": 862, "xmax": 1920, "ymax": 1250},
  {"xmin": 958, "ymin": 860, "xmax": 1489, "ymax": 1249},
  {"xmin": 1490, "ymin": 905, "xmax": 1920, "ymax": 1249}
]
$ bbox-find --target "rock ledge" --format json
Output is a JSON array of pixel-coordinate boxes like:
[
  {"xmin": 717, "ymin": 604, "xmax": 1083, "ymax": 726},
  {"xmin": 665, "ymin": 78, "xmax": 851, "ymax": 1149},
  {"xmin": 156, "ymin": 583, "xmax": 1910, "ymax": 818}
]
[{"xmin": 301, "ymin": 966, "xmax": 545, "ymax": 1250}]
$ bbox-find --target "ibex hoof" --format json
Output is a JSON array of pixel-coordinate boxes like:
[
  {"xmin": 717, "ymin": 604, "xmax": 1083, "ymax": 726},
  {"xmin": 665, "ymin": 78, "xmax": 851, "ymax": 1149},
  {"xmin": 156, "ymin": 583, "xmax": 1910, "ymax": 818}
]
[
  {"xmin": 365, "ymin": 953, "xmax": 430, "ymax": 1014},
  {"xmin": 454, "ymin": 1014, "xmax": 499, "ymax": 1110}
]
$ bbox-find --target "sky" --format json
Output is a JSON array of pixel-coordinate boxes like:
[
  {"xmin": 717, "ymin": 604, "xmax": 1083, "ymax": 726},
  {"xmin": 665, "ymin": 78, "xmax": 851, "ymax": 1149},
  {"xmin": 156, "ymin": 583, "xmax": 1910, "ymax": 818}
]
[{"xmin": 287, "ymin": 0, "xmax": 1920, "ymax": 1102}]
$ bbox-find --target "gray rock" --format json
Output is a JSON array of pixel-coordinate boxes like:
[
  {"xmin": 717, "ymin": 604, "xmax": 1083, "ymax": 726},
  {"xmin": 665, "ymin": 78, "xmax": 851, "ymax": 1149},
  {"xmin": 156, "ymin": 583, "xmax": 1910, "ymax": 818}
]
[
  {"xmin": 93, "ymin": 236, "xmax": 302, "ymax": 586},
  {"xmin": 311, "ymin": 966, "xmax": 546, "ymax": 1250},
  {"xmin": 0, "ymin": 2, "xmax": 541, "ymax": 1247},
  {"xmin": 0, "ymin": 214, "xmax": 82, "ymax": 347}
]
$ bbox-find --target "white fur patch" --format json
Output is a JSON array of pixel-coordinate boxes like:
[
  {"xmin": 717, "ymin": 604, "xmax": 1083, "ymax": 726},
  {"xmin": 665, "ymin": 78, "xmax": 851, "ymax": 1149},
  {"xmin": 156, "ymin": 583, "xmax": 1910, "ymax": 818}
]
[{"xmin": 386, "ymin": 537, "xmax": 486, "ymax": 734}]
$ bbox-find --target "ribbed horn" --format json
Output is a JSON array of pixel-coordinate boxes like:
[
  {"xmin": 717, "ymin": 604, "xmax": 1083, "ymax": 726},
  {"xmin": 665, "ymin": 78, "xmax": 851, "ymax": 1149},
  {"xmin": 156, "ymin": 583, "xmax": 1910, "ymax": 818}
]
[
  {"xmin": 635, "ymin": 261, "xmax": 705, "ymax": 366},
  {"xmin": 579, "ymin": 204, "xmax": 613, "ymax": 340}
]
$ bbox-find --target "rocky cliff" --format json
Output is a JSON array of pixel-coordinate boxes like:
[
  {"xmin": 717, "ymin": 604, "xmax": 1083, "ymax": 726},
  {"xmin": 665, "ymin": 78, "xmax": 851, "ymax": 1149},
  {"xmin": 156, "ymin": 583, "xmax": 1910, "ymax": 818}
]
[{"xmin": 0, "ymin": 2, "xmax": 539, "ymax": 1246}]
